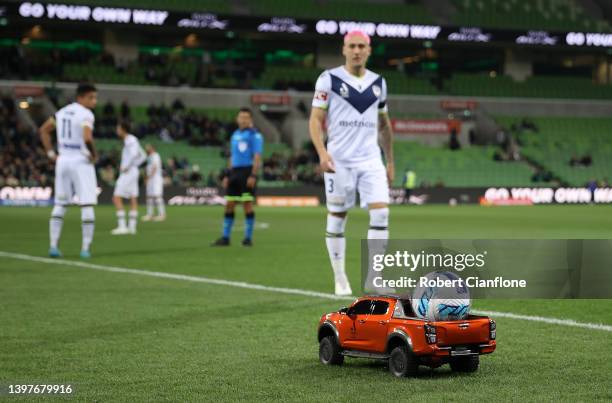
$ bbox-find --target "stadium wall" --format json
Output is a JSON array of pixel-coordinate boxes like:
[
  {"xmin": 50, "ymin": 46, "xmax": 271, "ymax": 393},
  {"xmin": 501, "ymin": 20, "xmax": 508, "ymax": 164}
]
[
  {"xmin": 2, "ymin": 185, "xmax": 612, "ymax": 207},
  {"xmin": 2, "ymin": 80, "xmax": 612, "ymax": 118}
]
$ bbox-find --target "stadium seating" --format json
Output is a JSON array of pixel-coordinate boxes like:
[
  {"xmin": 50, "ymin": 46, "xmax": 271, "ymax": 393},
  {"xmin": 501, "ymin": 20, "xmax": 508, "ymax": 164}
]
[
  {"xmin": 496, "ymin": 116, "xmax": 612, "ymax": 186},
  {"xmin": 393, "ymin": 141, "xmax": 539, "ymax": 187},
  {"xmin": 447, "ymin": 73, "xmax": 612, "ymax": 100},
  {"xmin": 254, "ymin": 66, "xmax": 440, "ymax": 95},
  {"xmin": 451, "ymin": 0, "xmax": 610, "ymax": 32}
]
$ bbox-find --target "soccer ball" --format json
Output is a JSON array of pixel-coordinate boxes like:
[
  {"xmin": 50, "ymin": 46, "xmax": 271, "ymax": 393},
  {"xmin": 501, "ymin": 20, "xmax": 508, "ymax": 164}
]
[{"xmin": 411, "ymin": 271, "xmax": 471, "ymax": 321}]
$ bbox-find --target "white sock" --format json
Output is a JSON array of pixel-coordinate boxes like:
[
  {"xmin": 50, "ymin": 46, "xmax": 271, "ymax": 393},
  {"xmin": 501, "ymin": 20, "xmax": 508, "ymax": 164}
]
[
  {"xmin": 326, "ymin": 214, "xmax": 349, "ymax": 291},
  {"xmin": 128, "ymin": 210, "xmax": 138, "ymax": 232},
  {"xmin": 146, "ymin": 198, "xmax": 154, "ymax": 216},
  {"xmin": 366, "ymin": 208, "xmax": 390, "ymax": 291},
  {"xmin": 81, "ymin": 206, "xmax": 95, "ymax": 251},
  {"xmin": 156, "ymin": 197, "xmax": 165, "ymax": 216},
  {"xmin": 49, "ymin": 205, "xmax": 66, "ymax": 248},
  {"xmin": 117, "ymin": 210, "xmax": 126, "ymax": 229}
]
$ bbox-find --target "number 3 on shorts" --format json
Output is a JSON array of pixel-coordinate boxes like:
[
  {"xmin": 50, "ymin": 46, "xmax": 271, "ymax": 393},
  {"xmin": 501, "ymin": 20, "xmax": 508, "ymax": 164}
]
[{"xmin": 327, "ymin": 178, "xmax": 334, "ymax": 193}]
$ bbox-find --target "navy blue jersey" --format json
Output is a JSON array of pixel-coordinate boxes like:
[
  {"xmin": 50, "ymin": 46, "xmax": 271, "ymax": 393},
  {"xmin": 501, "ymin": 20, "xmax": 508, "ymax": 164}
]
[{"xmin": 230, "ymin": 128, "xmax": 263, "ymax": 168}]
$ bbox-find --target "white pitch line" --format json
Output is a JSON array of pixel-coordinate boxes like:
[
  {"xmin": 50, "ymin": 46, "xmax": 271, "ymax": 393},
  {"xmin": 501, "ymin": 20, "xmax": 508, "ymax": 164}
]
[{"xmin": 1, "ymin": 250, "xmax": 611, "ymax": 332}]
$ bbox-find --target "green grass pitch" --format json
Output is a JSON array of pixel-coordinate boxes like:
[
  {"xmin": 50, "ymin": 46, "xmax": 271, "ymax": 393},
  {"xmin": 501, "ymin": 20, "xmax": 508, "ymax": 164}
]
[{"xmin": 1, "ymin": 205, "xmax": 611, "ymax": 401}]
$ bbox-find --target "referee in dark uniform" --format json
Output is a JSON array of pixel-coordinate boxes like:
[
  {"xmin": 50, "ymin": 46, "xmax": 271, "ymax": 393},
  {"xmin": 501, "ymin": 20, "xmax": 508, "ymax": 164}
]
[{"xmin": 212, "ymin": 107, "xmax": 263, "ymax": 246}]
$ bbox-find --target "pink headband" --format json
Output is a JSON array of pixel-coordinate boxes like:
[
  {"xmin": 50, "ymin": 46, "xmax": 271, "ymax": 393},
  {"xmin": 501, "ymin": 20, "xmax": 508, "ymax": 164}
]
[{"xmin": 344, "ymin": 30, "xmax": 371, "ymax": 45}]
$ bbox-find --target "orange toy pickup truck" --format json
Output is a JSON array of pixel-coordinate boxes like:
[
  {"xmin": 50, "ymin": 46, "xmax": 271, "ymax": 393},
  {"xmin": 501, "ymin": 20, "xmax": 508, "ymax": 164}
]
[{"xmin": 317, "ymin": 295, "xmax": 496, "ymax": 377}]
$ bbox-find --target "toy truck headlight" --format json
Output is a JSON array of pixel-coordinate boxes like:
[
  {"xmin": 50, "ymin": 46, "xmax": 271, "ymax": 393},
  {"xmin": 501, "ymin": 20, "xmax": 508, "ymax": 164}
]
[
  {"xmin": 424, "ymin": 324, "xmax": 437, "ymax": 344},
  {"xmin": 489, "ymin": 319, "xmax": 496, "ymax": 340}
]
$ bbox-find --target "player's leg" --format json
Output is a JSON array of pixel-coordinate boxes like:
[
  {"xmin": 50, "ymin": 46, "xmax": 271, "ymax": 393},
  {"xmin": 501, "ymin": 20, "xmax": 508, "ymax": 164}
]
[
  {"xmin": 241, "ymin": 176, "xmax": 256, "ymax": 245},
  {"xmin": 324, "ymin": 166, "xmax": 356, "ymax": 296},
  {"xmin": 213, "ymin": 200, "xmax": 236, "ymax": 246},
  {"xmin": 213, "ymin": 170, "xmax": 241, "ymax": 246},
  {"xmin": 242, "ymin": 200, "xmax": 254, "ymax": 246},
  {"xmin": 49, "ymin": 204, "xmax": 66, "ymax": 257},
  {"xmin": 358, "ymin": 160, "xmax": 391, "ymax": 292},
  {"xmin": 143, "ymin": 196, "xmax": 154, "ymax": 221},
  {"xmin": 154, "ymin": 196, "xmax": 166, "ymax": 220},
  {"xmin": 49, "ymin": 160, "xmax": 70, "ymax": 257},
  {"xmin": 112, "ymin": 194, "xmax": 128, "ymax": 234},
  {"xmin": 80, "ymin": 205, "xmax": 95, "ymax": 258},
  {"xmin": 128, "ymin": 196, "xmax": 138, "ymax": 234},
  {"xmin": 153, "ymin": 179, "xmax": 165, "ymax": 220},
  {"xmin": 74, "ymin": 162, "xmax": 98, "ymax": 258}
]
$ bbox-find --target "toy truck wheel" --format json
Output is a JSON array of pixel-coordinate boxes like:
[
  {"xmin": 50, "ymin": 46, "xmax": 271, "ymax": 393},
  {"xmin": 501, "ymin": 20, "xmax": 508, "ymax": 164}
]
[
  {"xmin": 450, "ymin": 355, "xmax": 479, "ymax": 373},
  {"xmin": 319, "ymin": 336, "xmax": 344, "ymax": 365},
  {"xmin": 388, "ymin": 346, "xmax": 418, "ymax": 377}
]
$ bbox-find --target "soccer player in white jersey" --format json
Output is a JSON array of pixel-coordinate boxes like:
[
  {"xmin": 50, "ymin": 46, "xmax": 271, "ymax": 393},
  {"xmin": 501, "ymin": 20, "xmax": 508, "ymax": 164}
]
[
  {"xmin": 111, "ymin": 122, "xmax": 146, "ymax": 235},
  {"xmin": 39, "ymin": 83, "xmax": 99, "ymax": 259},
  {"xmin": 142, "ymin": 144, "xmax": 166, "ymax": 221},
  {"xmin": 309, "ymin": 30, "xmax": 395, "ymax": 296}
]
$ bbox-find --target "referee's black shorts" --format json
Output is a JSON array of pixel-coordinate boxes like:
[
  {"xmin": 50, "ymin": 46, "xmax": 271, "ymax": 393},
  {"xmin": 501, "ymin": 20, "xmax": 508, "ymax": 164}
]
[{"xmin": 226, "ymin": 166, "xmax": 256, "ymax": 202}]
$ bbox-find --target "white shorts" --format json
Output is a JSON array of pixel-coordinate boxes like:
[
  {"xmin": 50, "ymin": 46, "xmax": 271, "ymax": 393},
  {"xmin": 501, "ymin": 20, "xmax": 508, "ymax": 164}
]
[
  {"xmin": 54, "ymin": 156, "xmax": 98, "ymax": 206},
  {"xmin": 146, "ymin": 177, "xmax": 163, "ymax": 197},
  {"xmin": 114, "ymin": 169, "xmax": 139, "ymax": 198},
  {"xmin": 324, "ymin": 158, "xmax": 390, "ymax": 212}
]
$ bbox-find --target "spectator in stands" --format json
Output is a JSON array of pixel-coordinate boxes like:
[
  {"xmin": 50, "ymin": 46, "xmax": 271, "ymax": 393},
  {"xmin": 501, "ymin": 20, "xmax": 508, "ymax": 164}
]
[
  {"xmin": 120, "ymin": 100, "xmax": 131, "ymax": 121},
  {"xmin": 531, "ymin": 167, "xmax": 552, "ymax": 183},
  {"xmin": 449, "ymin": 128, "xmax": 461, "ymax": 150},
  {"xmin": 587, "ymin": 179, "xmax": 597, "ymax": 202},
  {"xmin": 570, "ymin": 154, "xmax": 580, "ymax": 166},
  {"xmin": 402, "ymin": 169, "xmax": 417, "ymax": 204},
  {"xmin": 581, "ymin": 154, "xmax": 592, "ymax": 167}
]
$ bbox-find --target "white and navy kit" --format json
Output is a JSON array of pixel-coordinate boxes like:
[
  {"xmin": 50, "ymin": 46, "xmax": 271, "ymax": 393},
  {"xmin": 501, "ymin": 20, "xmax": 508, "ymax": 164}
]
[
  {"xmin": 312, "ymin": 66, "xmax": 390, "ymax": 211},
  {"xmin": 54, "ymin": 102, "xmax": 98, "ymax": 206},
  {"xmin": 114, "ymin": 134, "xmax": 146, "ymax": 198},
  {"xmin": 145, "ymin": 152, "xmax": 163, "ymax": 197}
]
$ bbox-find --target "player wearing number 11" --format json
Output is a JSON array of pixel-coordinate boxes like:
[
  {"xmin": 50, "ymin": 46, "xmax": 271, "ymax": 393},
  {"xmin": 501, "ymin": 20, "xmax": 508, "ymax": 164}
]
[{"xmin": 39, "ymin": 83, "xmax": 99, "ymax": 259}]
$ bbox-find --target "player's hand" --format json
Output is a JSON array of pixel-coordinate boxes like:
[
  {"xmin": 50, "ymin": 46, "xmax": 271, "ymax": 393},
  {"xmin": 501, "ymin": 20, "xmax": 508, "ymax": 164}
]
[
  {"xmin": 89, "ymin": 154, "xmax": 98, "ymax": 164},
  {"xmin": 319, "ymin": 155, "xmax": 336, "ymax": 173},
  {"xmin": 46, "ymin": 150, "xmax": 57, "ymax": 162},
  {"xmin": 386, "ymin": 162, "xmax": 395, "ymax": 185},
  {"xmin": 246, "ymin": 176, "xmax": 256, "ymax": 189},
  {"xmin": 222, "ymin": 177, "xmax": 228, "ymax": 189}
]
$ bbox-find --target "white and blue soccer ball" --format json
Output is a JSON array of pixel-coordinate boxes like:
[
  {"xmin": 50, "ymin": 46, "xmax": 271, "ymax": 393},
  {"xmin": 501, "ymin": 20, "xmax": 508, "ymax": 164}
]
[{"xmin": 411, "ymin": 271, "xmax": 471, "ymax": 321}]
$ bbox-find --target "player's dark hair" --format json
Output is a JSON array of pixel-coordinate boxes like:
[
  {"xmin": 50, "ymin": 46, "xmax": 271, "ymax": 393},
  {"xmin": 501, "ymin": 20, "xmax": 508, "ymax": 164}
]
[
  {"xmin": 76, "ymin": 82, "xmax": 97, "ymax": 97},
  {"xmin": 118, "ymin": 120, "xmax": 131, "ymax": 133},
  {"xmin": 239, "ymin": 107, "xmax": 252, "ymax": 115}
]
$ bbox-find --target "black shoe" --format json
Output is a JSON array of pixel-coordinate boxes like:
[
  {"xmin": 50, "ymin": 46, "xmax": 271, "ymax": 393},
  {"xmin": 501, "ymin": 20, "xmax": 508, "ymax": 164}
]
[
  {"xmin": 242, "ymin": 238, "xmax": 253, "ymax": 246},
  {"xmin": 212, "ymin": 237, "xmax": 230, "ymax": 246}
]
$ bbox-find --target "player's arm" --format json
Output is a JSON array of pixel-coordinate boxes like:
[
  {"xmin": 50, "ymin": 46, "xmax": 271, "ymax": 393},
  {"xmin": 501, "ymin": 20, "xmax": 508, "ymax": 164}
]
[
  {"xmin": 147, "ymin": 162, "xmax": 156, "ymax": 182},
  {"xmin": 379, "ymin": 111, "xmax": 395, "ymax": 184},
  {"xmin": 122, "ymin": 142, "xmax": 140, "ymax": 172},
  {"xmin": 309, "ymin": 107, "xmax": 335, "ymax": 173},
  {"xmin": 222, "ymin": 156, "xmax": 232, "ymax": 189},
  {"xmin": 83, "ymin": 125, "xmax": 97, "ymax": 164},
  {"xmin": 39, "ymin": 117, "xmax": 57, "ymax": 161},
  {"xmin": 247, "ymin": 134, "xmax": 263, "ymax": 188}
]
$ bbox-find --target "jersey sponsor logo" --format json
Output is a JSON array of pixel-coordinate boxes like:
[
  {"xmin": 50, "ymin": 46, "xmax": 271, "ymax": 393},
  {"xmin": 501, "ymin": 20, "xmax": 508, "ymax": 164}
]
[
  {"xmin": 314, "ymin": 90, "xmax": 328, "ymax": 101},
  {"xmin": 338, "ymin": 119, "xmax": 376, "ymax": 128},
  {"xmin": 238, "ymin": 141, "xmax": 248, "ymax": 152}
]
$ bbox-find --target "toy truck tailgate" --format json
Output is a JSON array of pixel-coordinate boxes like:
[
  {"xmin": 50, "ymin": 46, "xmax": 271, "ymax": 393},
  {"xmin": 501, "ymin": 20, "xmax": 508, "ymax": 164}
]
[{"xmin": 434, "ymin": 316, "xmax": 492, "ymax": 346}]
